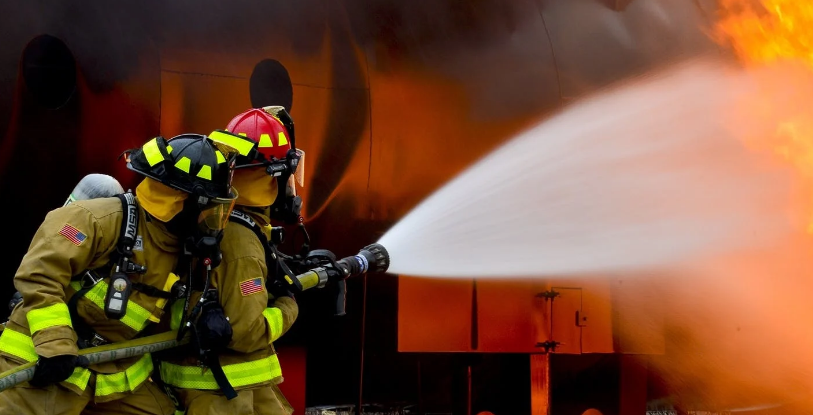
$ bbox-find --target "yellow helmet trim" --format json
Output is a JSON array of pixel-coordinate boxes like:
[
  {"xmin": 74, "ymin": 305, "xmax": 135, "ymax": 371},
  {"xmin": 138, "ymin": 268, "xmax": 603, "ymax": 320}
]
[
  {"xmin": 216, "ymin": 151, "xmax": 226, "ymax": 164},
  {"xmin": 174, "ymin": 157, "xmax": 191, "ymax": 173},
  {"xmin": 209, "ymin": 130, "xmax": 254, "ymax": 157},
  {"xmin": 143, "ymin": 138, "xmax": 164, "ymax": 167},
  {"xmin": 277, "ymin": 131, "xmax": 288, "ymax": 146},
  {"xmin": 259, "ymin": 133, "xmax": 273, "ymax": 148},
  {"xmin": 197, "ymin": 165, "xmax": 212, "ymax": 180}
]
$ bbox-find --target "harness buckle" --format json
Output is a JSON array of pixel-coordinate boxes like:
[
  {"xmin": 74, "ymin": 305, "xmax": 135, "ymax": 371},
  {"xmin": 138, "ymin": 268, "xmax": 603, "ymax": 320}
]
[
  {"xmin": 81, "ymin": 270, "xmax": 103, "ymax": 289},
  {"xmin": 89, "ymin": 333, "xmax": 109, "ymax": 347}
]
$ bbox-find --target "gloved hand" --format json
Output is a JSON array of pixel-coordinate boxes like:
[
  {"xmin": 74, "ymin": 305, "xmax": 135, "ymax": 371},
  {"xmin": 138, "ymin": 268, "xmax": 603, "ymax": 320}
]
[
  {"xmin": 267, "ymin": 280, "xmax": 295, "ymax": 300},
  {"xmin": 29, "ymin": 354, "xmax": 90, "ymax": 387},
  {"xmin": 193, "ymin": 290, "xmax": 232, "ymax": 354}
]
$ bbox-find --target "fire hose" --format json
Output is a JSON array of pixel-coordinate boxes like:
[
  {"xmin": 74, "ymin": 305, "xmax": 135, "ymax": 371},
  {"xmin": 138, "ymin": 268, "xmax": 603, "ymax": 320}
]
[
  {"xmin": 0, "ymin": 243, "xmax": 391, "ymax": 392},
  {"xmin": 0, "ymin": 330, "xmax": 189, "ymax": 393}
]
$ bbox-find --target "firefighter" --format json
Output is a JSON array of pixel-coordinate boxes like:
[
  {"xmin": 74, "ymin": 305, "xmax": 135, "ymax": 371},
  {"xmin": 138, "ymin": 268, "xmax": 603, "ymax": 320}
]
[
  {"xmin": 156, "ymin": 107, "xmax": 302, "ymax": 415},
  {"xmin": 0, "ymin": 133, "xmax": 240, "ymax": 414}
]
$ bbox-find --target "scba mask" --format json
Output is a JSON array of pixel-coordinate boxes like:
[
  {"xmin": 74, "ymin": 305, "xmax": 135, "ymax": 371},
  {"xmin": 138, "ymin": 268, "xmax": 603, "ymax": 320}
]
[
  {"xmin": 182, "ymin": 187, "xmax": 238, "ymax": 269},
  {"xmin": 268, "ymin": 148, "xmax": 305, "ymax": 224}
]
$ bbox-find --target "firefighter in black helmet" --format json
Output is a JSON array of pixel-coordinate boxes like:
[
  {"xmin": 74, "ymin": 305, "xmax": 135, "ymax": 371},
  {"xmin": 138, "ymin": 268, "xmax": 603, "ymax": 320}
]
[{"xmin": 0, "ymin": 133, "xmax": 240, "ymax": 415}]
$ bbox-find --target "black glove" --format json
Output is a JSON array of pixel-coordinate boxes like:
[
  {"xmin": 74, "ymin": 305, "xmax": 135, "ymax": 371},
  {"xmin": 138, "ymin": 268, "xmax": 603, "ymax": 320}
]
[
  {"xmin": 193, "ymin": 290, "xmax": 232, "ymax": 354},
  {"xmin": 29, "ymin": 354, "xmax": 90, "ymax": 387},
  {"xmin": 7, "ymin": 292, "xmax": 22, "ymax": 312},
  {"xmin": 267, "ymin": 280, "xmax": 295, "ymax": 300}
]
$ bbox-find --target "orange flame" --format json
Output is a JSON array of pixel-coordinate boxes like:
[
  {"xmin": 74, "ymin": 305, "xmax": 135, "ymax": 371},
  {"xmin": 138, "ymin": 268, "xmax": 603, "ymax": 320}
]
[
  {"xmin": 715, "ymin": 0, "xmax": 813, "ymax": 67},
  {"xmin": 715, "ymin": 0, "xmax": 813, "ymax": 231}
]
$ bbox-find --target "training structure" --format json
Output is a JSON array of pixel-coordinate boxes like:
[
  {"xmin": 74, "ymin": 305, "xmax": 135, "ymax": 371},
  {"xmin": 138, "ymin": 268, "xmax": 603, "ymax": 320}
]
[{"xmin": 0, "ymin": 1, "xmax": 726, "ymax": 414}]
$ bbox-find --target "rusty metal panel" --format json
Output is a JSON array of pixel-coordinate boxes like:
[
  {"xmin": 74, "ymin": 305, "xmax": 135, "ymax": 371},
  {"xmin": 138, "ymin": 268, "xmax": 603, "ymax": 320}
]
[
  {"xmin": 474, "ymin": 280, "xmax": 548, "ymax": 353},
  {"xmin": 549, "ymin": 287, "xmax": 582, "ymax": 354},
  {"xmin": 580, "ymin": 278, "xmax": 615, "ymax": 354},
  {"xmin": 530, "ymin": 354, "xmax": 551, "ymax": 415},
  {"xmin": 397, "ymin": 276, "xmax": 472, "ymax": 352}
]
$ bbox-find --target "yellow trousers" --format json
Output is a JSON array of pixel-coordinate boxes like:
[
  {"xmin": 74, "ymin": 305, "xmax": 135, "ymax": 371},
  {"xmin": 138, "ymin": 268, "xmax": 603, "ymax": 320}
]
[
  {"xmin": 0, "ymin": 357, "xmax": 175, "ymax": 415},
  {"xmin": 175, "ymin": 385, "xmax": 293, "ymax": 415}
]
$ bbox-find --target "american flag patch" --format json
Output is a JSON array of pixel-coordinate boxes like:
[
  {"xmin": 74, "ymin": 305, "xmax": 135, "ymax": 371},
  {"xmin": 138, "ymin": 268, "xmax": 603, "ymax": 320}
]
[
  {"xmin": 239, "ymin": 278, "xmax": 264, "ymax": 296},
  {"xmin": 59, "ymin": 224, "xmax": 87, "ymax": 246}
]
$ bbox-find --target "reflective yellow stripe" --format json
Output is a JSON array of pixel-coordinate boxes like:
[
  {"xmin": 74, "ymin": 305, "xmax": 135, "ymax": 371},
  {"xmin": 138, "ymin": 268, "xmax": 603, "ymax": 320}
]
[
  {"xmin": 64, "ymin": 367, "xmax": 91, "ymax": 391},
  {"xmin": 259, "ymin": 133, "xmax": 273, "ymax": 148},
  {"xmin": 277, "ymin": 131, "xmax": 288, "ymax": 146},
  {"xmin": 27, "ymin": 303, "xmax": 72, "ymax": 334},
  {"xmin": 215, "ymin": 151, "xmax": 226, "ymax": 164},
  {"xmin": 196, "ymin": 165, "xmax": 212, "ymax": 180},
  {"xmin": 143, "ymin": 138, "xmax": 165, "ymax": 166},
  {"xmin": 0, "ymin": 328, "xmax": 92, "ymax": 391},
  {"xmin": 85, "ymin": 282, "xmax": 153, "ymax": 332},
  {"xmin": 262, "ymin": 307, "xmax": 284, "ymax": 343},
  {"xmin": 170, "ymin": 300, "xmax": 184, "ymax": 331},
  {"xmin": 174, "ymin": 157, "xmax": 191, "ymax": 173},
  {"xmin": 0, "ymin": 328, "xmax": 37, "ymax": 362},
  {"xmin": 160, "ymin": 354, "xmax": 282, "ymax": 390},
  {"xmin": 209, "ymin": 130, "xmax": 255, "ymax": 156},
  {"xmin": 95, "ymin": 353, "xmax": 152, "ymax": 397}
]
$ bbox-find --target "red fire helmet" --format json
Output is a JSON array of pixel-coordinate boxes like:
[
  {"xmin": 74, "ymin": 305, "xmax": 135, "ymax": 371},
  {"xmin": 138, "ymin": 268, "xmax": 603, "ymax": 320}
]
[{"xmin": 225, "ymin": 106, "xmax": 292, "ymax": 165}]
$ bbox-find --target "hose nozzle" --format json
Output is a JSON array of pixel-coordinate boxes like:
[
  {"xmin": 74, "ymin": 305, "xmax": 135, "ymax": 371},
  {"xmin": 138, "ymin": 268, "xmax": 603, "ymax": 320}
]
[
  {"xmin": 337, "ymin": 243, "xmax": 390, "ymax": 277},
  {"xmin": 360, "ymin": 243, "xmax": 390, "ymax": 274}
]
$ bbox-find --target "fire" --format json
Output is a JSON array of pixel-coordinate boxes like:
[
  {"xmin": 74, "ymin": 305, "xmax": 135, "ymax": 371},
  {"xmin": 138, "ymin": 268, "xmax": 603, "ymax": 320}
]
[
  {"xmin": 715, "ymin": 0, "xmax": 813, "ymax": 231},
  {"xmin": 715, "ymin": 0, "xmax": 813, "ymax": 67}
]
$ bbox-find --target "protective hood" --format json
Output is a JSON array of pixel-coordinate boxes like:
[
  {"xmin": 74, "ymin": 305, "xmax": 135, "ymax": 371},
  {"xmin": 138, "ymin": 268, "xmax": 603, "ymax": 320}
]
[
  {"xmin": 136, "ymin": 177, "xmax": 188, "ymax": 222},
  {"xmin": 232, "ymin": 167, "xmax": 278, "ymax": 207}
]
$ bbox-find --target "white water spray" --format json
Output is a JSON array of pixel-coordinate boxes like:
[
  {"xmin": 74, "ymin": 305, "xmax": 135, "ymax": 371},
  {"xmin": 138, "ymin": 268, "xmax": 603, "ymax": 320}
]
[{"xmin": 378, "ymin": 57, "xmax": 811, "ymax": 278}]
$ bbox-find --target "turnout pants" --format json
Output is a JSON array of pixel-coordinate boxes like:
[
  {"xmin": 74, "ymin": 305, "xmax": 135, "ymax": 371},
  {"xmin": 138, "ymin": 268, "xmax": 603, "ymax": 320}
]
[
  {"xmin": 0, "ymin": 357, "xmax": 175, "ymax": 415},
  {"xmin": 175, "ymin": 384, "xmax": 293, "ymax": 415}
]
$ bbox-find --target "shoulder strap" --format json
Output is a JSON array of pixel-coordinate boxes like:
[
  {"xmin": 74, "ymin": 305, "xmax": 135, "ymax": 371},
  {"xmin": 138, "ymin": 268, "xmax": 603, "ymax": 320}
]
[
  {"xmin": 114, "ymin": 192, "xmax": 139, "ymax": 262},
  {"xmin": 228, "ymin": 210, "xmax": 302, "ymax": 292}
]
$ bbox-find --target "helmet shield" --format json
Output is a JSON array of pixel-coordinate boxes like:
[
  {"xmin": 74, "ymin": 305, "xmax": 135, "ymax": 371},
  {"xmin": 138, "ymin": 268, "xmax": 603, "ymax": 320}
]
[{"xmin": 196, "ymin": 188, "xmax": 238, "ymax": 237}]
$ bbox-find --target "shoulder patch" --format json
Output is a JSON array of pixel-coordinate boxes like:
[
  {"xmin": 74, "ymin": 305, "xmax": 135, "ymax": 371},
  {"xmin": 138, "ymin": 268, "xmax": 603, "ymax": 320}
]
[
  {"xmin": 239, "ymin": 278, "xmax": 264, "ymax": 296},
  {"xmin": 59, "ymin": 224, "xmax": 87, "ymax": 246}
]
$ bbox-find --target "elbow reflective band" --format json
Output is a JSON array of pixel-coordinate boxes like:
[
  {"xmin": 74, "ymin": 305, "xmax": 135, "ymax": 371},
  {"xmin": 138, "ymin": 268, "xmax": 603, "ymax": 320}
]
[
  {"xmin": 0, "ymin": 328, "xmax": 38, "ymax": 362},
  {"xmin": 262, "ymin": 307, "xmax": 284, "ymax": 343},
  {"xmin": 84, "ymin": 281, "xmax": 153, "ymax": 332},
  {"xmin": 159, "ymin": 354, "xmax": 282, "ymax": 390},
  {"xmin": 27, "ymin": 303, "xmax": 73, "ymax": 334},
  {"xmin": 0, "ymin": 327, "xmax": 155, "ymax": 394},
  {"xmin": 0, "ymin": 328, "xmax": 90, "ymax": 390},
  {"xmin": 95, "ymin": 353, "xmax": 153, "ymax": 397}
]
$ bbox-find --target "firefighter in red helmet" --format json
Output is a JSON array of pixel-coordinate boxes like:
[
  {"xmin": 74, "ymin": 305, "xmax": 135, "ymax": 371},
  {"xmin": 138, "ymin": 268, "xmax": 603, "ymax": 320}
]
[{"xmin": 157, "ymin": 107, "xmax": 303, "ymax": 415}]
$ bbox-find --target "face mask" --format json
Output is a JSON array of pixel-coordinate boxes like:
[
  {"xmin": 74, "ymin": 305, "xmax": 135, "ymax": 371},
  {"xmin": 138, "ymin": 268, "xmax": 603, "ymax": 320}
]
[
  {"xmin": 184, "ymin": 189, "xmax": 239, "ymax": 269},
  {"xmin": 268, "ymin": 150, "xmax": 304, "ymax": 224}
]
